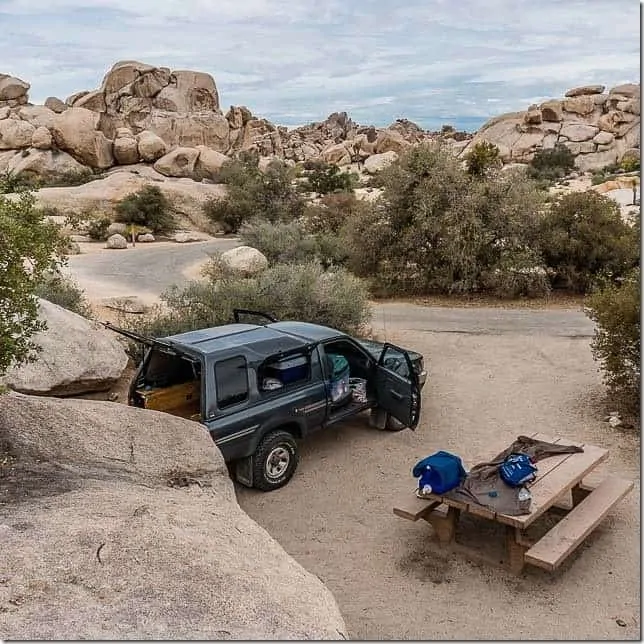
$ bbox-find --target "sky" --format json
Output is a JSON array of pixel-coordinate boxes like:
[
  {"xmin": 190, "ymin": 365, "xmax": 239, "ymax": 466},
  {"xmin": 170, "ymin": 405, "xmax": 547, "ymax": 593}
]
[{"xmin": 0, "ymin": 0, "xmax": 640, "ymax": 132}]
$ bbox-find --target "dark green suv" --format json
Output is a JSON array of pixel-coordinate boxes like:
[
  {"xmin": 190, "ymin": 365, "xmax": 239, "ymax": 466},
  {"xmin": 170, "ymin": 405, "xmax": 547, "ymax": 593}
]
[{"xmin": 107, "ymin": 310, "xmax": 426, "ymax": 491}]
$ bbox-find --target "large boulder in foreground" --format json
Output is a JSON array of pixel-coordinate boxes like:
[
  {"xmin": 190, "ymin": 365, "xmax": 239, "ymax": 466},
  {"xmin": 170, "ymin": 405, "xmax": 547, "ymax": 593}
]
[
  {"xmin": 2, "ymin": 299, "xmax": 128, "ymax": 396},
  {"xmin": 0, "ymin": 393, "xmax": 348, "ymax": 640}
]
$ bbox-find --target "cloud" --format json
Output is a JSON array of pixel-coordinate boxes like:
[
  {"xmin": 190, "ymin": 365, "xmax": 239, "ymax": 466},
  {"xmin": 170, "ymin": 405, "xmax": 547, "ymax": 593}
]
[{"xmin": 0, "ymin": 0, "xmax": 639, "ymax": 130}]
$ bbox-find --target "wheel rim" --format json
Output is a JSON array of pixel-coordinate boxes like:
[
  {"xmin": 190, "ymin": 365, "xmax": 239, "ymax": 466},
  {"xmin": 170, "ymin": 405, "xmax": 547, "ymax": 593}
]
[{"xmin": 265, "ymin": 446, "xmax": 291, "ymax": 480}]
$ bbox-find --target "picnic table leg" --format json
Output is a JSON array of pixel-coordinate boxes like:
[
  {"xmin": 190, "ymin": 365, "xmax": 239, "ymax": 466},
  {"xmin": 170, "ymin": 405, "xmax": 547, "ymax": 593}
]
[
  {"xmin": 505, "ymin": 526, "xmax": 527, "ymax": 574},
  {"xmin": 426, "ymin": 506, "xmax": 460, "ymax": 544},
  {"xmin": 571, "ymin": 483, "xmax": 592, "ymax": 506}
]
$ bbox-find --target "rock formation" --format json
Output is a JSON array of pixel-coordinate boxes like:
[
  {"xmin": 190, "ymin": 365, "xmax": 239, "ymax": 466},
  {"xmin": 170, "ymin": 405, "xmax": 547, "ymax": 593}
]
[
  {"xmin": 0, "ymin": 60, "xmax": 639, "ymax": 184},
  {"xmin": 0, "ymin": 392, "xmax": 348, "ymax": 639},
  {"xmin": 459, "ymin": 83, "xmax": 640, "ymax": 171},
  {"xmin": 2, "ymin": 299, "xmax": 128, "ymax": 396}
]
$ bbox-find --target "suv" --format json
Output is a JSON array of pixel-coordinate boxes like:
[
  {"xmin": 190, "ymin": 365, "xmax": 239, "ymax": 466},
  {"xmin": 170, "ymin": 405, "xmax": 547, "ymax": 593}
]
[{"xmin": 106, "ymin": 310, "xmax": 426, "ymax": 491}]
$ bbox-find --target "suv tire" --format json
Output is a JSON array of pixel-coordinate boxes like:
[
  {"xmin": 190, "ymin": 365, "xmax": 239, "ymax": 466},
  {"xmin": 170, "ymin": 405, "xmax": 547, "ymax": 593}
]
[
  {"xmin": 385, "ymin": 414, "xmax": 407, "ymax": 431},
  {"xmin": 252, "ymin": 430, "xmax": 299, "ymax": 491}
]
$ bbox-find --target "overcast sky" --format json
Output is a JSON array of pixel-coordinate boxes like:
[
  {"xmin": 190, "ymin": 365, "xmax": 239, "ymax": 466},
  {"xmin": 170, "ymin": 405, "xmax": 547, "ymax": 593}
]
[{"xmin": 0, "ymin": 0, "xmax": 640, "ymax": 131}]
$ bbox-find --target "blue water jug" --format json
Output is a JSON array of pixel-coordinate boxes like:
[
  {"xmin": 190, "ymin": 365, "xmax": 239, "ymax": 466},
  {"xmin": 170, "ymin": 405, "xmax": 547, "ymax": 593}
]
[{"xmin": 412, "ymin": 451, "xmax": 466, "ymax": 495}]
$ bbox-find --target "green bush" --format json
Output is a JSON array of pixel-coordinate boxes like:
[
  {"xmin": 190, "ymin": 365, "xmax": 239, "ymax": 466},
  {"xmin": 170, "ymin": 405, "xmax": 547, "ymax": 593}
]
[
  {"xmin": 34, "ymin": 272, "xmax": 92, "ymax": 318},
  {"xmin": 115, "ymin": 185, "xmax": 176, "ymax": 234},
  {"xmin": 239, "ymin": 220, "xmax": 316, "ymax": 264},
  {"xmin": 121, "ymin": 262, "xmax": 371, "ymax": 359},
  {"xmin": 204, "ymin": 155, "xmax": 305, "ymax": 233},
  {"xmin": 303, "ymin": 192, "xmax": 367, "ymax": 235},
  {"xmin": 536, "ymin": 191, "xmax": 638, "ymax": 293},
  {"xmin": 88, "ymin": 216, "xmax": 113, "ymax": 241},
  {"xmin": 586, "ymin": 268, "xmax": 640, "ymax": 412},
  {"xmin": 0, "ymin": 191, "xmax": 68, "ymax": 374},
  {"xmin": 620, "ymin": 156, "xmax": 640, "ymax": 173},
  {"xmin": 0, "ymin": 170, "xmax": 36, "ymax": 194},
  {"xmin": 528, "ymin": 144, "xmax": 576, "ymax": 181},
  {"xmin": 302, "ymin": 161, "xmax": 355, "ymax": 194},
  {"xmin": 465, "ymin": 141, "xmax": 501, "ymax": 177},
  {"xmin": 344, "ymin": 144, "xmax": 547, "ymax": 297},
  {"xmin": 42, "ymin": 168, "xmax": 103, "ymax": 188}
]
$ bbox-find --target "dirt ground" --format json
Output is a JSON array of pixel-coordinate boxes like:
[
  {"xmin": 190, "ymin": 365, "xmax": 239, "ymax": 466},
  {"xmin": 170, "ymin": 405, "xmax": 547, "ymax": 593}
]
[
  {"xmin": 235, "ymin": 328, "xmax": 640, "ymax": 640},
  {"xmin": 65, "ymin": 263, "xmax": 640, "ymax": 640}
]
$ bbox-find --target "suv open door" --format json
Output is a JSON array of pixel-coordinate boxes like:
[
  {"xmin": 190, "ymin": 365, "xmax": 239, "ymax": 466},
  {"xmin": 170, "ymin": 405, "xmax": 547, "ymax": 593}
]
[{"xmin": 375, "ymin": 343, "xmax": 421, "ymax": 430}]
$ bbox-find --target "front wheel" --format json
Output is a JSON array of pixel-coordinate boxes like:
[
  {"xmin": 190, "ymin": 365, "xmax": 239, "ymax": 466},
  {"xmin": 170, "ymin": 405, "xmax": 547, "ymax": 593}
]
[{"xmin": 252, "ymin": 430, "xmax": 299, "ymax": 491}]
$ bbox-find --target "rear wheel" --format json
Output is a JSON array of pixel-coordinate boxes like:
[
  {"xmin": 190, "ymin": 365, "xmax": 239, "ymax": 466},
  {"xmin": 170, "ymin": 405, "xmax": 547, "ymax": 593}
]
[{"xmin": 252, "ymin": 430, "xmax": 299, "ymax": 491}]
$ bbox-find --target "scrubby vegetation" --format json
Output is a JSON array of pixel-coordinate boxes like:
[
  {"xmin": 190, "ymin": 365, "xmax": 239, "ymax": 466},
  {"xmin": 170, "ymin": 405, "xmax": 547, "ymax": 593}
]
[
  {"xmin": 115, "ymin": 185, "xmax": 176, "ymax": 234},
  {"xmin": 34, "ymin": 272, "xmax": 92, "ymax": 318},
  {"xmin": 0, "ymin": 192, "xmax": 68, "ymax": 374},
  {"xmin": 120, "ymin": 261, "xmax": 371, "ymax": 360},
  {"xmin": 537, "ymin": 191, "xmax": 638, "ymax": 293},
  {"xmin": 0, "ymin": 168, "xmax": 105, "ymax": 194},
  {"xmin": 203, "ymin": 153, "xmax": 305, "ymax": 233},
  {"xmin": 528, "ymin": 144, "xmax": 576, "ymax": 181},
  {"xmin": 465, "ymin": 141, "xmax": 502, "ymax": 177},
  {"xmin": 300, "ymin": 160, "xmax": 357, "ymax": 194},
  {"xmin": 586, "ymin": 268, "xmax": 640, "ymax": 414}
]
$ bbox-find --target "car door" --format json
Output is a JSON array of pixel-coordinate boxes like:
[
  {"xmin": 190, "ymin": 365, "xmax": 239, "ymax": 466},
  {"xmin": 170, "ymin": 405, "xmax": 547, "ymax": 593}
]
[{"xmin": 375, "ymin": 343, "xmax": 421, "ymax": 430}]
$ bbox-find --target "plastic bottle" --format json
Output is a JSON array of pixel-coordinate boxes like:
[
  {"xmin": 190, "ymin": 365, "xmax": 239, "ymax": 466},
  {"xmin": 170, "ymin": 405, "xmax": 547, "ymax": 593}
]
[{"xmin": 518, "ymin": 487, "xmax": 531, "ymax": 502}]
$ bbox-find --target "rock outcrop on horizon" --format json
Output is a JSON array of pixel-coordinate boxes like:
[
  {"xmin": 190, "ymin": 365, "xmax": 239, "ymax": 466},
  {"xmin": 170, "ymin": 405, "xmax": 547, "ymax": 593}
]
[
  {"xmin": 459, "ymin": 83, "xmax": 640, "ymax": 171},
  {"xmin": 0, "ymin": 60, "xmax": 639, "ymax": 182}
]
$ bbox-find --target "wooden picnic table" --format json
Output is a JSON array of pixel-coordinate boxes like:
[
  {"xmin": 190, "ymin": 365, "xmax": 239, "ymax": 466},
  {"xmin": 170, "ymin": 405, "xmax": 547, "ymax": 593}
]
[{"xmin": 393, "ymin": 432, "xmax": 634, "ymax": 574}]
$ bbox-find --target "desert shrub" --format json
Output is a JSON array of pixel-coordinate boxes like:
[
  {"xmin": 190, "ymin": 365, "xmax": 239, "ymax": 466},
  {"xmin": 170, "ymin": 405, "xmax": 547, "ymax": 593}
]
[
  {"xmin": 34, "ymin": 271, "xmax": 92, "ymax": 318},
  {"xmin": 115, "ymin": 185, "xmax": 176, "ymax": 234},
  {"xmin": 480, "ymin": 249, "xmax": 551, "ymax": 299},
  {"xmin": 64, "ymin": 210, "xmax": 112, "ymax": 241},
  {"xmin": 345, "ymin": 144, "xmax": 547, "ymax": 297},
  {"xmin": 239, "ymin": 220, "xmax": 316, "ymax": 264},
  {"xmin": 204, "ymin": 155, "xmax": 305, "ymax": 233},
  {"xmin": 586, "ymin": 268, "xmax": 640, "ymax": 412},
  {"xmin": 465, "ymin": 141, "xmax": 502, "ymax": 177},
  {"xmin": 88, "ymin": 216, "xmax": 112, "ymax": 241},
  {"xmin": 302, "ymin": 160, "xmax": 355, "ymax": 194},
  {"xmin": 239, "ymin": 218, "xmax": 349, "ymax": 270},
  {"xmin": 0, "ymin": 170, "xmax": 36, "ymax": 194},
  {"xmin": 528, "ymin": 144, "xmax": 575, "ymax": 181},
  {"xmin": 122, "ymin": 262, "xmax": 371, "ymax": 359},
  {"xmin": 620, "ymin": 156, "xmax": 640, "ymax": 173},
  {"xmin": 0, "ymin": 191, "xmax": 68, "ymax": 374},
  {"xmin": 303, "ymin": 192, "xmax": 367, "ymax": 235},
  {"xmin": 536, "ymin": 191, "xmax": 638, "ymax": 293},
  {"xmin": 42, "ymin": 168, "xmax": 103, "ymax": 188}
]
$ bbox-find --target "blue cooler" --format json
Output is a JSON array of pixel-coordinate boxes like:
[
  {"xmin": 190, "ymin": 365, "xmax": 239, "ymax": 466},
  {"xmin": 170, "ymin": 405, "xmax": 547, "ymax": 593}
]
[
  {"xmin": 265, "ymin": 355, "xmax": 309, "ymax": 384},
  {"xmin": 412, "ymin": 451, "xmax": 466, "ymax": 495}
]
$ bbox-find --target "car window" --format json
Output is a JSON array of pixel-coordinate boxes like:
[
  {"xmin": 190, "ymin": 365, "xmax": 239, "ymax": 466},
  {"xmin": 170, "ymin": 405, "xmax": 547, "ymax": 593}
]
[
  {"xmin": 259, "ymin": 352, "xmax": 311, "ymax": 393},
  {"xmin": 215, "ymin": 356, "xmax": 249, "ymax": 408}
]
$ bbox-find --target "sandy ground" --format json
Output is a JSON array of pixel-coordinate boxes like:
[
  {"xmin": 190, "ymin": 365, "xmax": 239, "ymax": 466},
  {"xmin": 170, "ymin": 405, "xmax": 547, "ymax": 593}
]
[
  {"xmin": 65, "ymin": 246, "xmax": 640, "ymax": 641},
  {"xmin": 236, "ymin": 328, "xmax": 640, "ymax": 640}
]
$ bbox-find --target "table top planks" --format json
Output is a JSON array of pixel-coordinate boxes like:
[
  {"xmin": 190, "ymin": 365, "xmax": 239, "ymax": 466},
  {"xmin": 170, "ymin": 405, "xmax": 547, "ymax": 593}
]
[{"xmin": 411, "ymin": 433, "xmax": 609, "ymax": 530}]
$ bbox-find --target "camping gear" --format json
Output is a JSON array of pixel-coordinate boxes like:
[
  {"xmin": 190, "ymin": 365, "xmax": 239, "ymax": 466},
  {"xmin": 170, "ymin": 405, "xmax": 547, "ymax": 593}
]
[
  {"xmin": 413, "ymin": 451, "xmax": 467, "ymax": 496},
  {"xmin": 326, "ymin": 353, "xmax": 351, "ymax": 404},
  {"xmin": 499, "ymin": 453, "xmax": 538, "ymax": 487},
  {"xmin": 264, "ymin": 355, "xmax": 309, "ymax": 385},
  {"xmin": 349, "ymin": 378, "xmax": 368, "ymax": 403},
  {"xmin": 444, "ymin": 435, "xmax": 583, "ymax": 516}
]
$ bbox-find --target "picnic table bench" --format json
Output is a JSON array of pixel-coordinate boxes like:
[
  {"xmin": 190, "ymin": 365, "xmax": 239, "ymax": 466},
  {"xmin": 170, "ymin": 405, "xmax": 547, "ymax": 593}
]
[{"xmin": 393, "ymin": 432, "xmax": 634, "ymax": 574}]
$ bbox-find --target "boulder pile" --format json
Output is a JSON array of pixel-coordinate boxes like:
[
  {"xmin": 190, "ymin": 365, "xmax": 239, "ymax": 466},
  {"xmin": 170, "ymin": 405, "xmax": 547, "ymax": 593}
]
[
  {"xmin": 0, "ymin": 60, "xmax": 639, "ymax": 182},
  {"xmin": 459, "ymin": 83, "xmax": 640, "ymax": 171}
]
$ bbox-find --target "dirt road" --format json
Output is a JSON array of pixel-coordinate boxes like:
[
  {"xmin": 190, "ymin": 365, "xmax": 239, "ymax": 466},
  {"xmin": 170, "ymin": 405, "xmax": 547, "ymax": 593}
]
[{"xmin": 65, "ymin": 240, "xmax": 640, "ymax": 640}]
